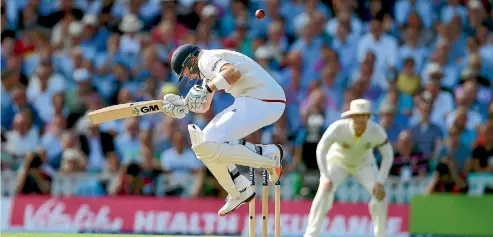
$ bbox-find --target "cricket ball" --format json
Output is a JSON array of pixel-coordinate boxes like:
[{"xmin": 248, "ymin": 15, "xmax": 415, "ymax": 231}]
[{"xmin": 255, "ymin": 9, "xmax": 265, "ymax": 19}]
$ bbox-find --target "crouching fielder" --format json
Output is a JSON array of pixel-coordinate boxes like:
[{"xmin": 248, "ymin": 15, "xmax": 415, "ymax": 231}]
[
  {"xmin": 165, "ymin": 44, "xmax": 286, "ymax": 216},
  {"xmin": 304, "ymin": 99, "xmax": 394, "ymax": 237}
]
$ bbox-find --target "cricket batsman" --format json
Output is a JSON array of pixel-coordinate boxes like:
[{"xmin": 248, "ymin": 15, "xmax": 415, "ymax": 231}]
[
  {"xmin": 162, "ymin": 44, "xmax": 286, "ymax": 216},
  {"xmin": 304, "ymin": 99, "xmax": 394, "ymax": 237}
]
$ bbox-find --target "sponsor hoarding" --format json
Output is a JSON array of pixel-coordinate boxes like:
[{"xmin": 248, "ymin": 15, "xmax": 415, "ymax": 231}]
[{"xmin": 7, "ymin": 196, "xmax": 408, "ymax": 236}]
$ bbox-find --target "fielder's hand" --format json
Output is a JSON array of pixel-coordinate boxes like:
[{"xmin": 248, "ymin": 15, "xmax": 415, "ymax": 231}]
[
  {"xmin": 163, "ymin": 94, "xmax": 189, "ymax": 119},
  {"xmin": 185, "ymin": 84, "xmax": 210, "ymax": 112},
  {"xmin": 372, "ymin": 183, "xmax": 386, "ymax": 200}
]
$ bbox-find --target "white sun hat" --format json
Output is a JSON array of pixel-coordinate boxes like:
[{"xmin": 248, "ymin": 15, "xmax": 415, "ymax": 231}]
[
  {"xmin": 82, "ymin": 14, "xmax": 98, "ymax": 26},
  {"xmin": 201, "ymin": 4, "xmax": 218, "ymax": 17},
  {"xmin": 255, "ymin": 46, "xmax": 274, "ymax": 59},
  {"xmin": 341, "ymin": 99, "xmax": 373, "ymax": 118},
  {"xmin": 69, "ymin": 21, "xmax": 83, "ymax": 36},
  {"xmin": 119, "ymin": 14, "xmax": 143, "ymax": 33},
  {"xmin": 468, "ymin": 0, "xmax": 482, "ymax": 9}
]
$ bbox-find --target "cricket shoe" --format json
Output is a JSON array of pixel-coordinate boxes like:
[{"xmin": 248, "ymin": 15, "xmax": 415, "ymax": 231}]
[
  {"xmin": 261, "ymin": 144, "xmax": 284, "ymax": 184},
  {"xmin": 218, "ymin": 186, "xmax": 256, "ymax": 216}
]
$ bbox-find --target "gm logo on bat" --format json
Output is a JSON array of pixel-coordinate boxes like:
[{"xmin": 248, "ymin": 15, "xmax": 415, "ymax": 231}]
[{"xmin": 132, "ymin": 104, "xmax": 161, "ymax": 115}]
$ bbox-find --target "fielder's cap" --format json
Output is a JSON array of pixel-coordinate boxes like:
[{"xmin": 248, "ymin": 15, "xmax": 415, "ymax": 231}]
[
  {"xmin": 341, "ymin": 99, "xmax": 373, "ymax": 118},
  {"xmin": 170, "ymin": 44, "xmax": 201, "ymax": 80}
]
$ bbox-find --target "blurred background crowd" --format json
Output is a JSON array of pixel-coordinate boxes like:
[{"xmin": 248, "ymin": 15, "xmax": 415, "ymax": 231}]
[{"xmin": 1, "ymin": 0, "xmax": 492, "ymax": 199}]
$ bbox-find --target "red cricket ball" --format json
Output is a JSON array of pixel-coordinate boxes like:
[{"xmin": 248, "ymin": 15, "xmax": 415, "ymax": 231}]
[{"xmin": 255, "ymin": 9, "xmax": 265, "ymax": 19}]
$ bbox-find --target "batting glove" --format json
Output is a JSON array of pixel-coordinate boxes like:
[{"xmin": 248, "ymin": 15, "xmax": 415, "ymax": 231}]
[
  {"xmin": 163, "ymin": 94, "xmax": 189, "ymax": 119},
  {"xmin": 185, "ymin": 84, "xmax": 210, "ymax": 112}
]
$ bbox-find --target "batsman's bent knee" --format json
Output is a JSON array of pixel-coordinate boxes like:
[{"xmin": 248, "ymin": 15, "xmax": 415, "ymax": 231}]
[
  {"xmin": 192, "ymin": 140, "xmax": 278, "ymax": 168},
  {"xmin": 192, "ymin": 142, "xmax": 222, "ymax": 162}
]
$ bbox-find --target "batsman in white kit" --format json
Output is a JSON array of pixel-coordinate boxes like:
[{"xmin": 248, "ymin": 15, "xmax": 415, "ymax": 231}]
[
  {"xmin": 304, "ymin": 99, "xmax": 394, "ymax": 237},
  {"xmin": 163, "ymin": 44, "xmax": 286, "ymax": 216}
]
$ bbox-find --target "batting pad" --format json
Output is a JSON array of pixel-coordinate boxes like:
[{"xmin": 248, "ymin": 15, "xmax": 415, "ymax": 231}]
[
  {"xmin": 188, "ymin": 124, "xmax": 205, "ymax": 147},
  {"xmin": 192, "ymin": 141, "xmax": 277, "ymax": 169},
  {"xmin": 188, "ymin": 124, "xmax": 241, "ymax": 198}
]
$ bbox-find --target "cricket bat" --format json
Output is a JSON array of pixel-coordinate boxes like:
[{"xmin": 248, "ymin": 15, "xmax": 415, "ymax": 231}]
[{"xmin": 88, "ymin": 100, "xmax": 164, "ymax": 124}]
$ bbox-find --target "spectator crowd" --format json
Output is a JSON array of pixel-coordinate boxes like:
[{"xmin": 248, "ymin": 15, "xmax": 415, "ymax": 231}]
[{"xmin": 1, "ymin": 0, "xmax": 492, "ymax": 198}]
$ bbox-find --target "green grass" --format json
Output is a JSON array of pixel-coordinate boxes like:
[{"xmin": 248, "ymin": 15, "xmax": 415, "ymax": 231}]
[{"xmin": 1, "ymin": 234, "xmax": 237, "ymax": 237}]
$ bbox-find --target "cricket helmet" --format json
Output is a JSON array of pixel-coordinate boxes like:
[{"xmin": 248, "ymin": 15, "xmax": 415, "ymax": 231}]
[{"xmin": 170, "ymin": 44, "xmax": 202, "ymax": 81}]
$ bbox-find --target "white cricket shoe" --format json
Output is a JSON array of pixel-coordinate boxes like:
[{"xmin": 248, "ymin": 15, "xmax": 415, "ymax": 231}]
[
  {"xmin": 218, "ymin": 186, "xmax": 256, "ymax": 216},
  {"xmin": 262, "ymin": 144, "xmax": 284, "ymax": 184}
]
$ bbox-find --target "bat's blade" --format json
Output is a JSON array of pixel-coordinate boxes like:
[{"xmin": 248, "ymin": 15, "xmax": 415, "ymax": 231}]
[{"xmin": 88, "ymin": 100, "xmax": 164, "ymax": 124}]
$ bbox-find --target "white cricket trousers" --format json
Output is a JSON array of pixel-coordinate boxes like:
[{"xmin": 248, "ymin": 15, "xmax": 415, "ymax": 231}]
[
  {"xmin": 201, "ymin": 96, "xmax": 285, "ymax": 196},
  {"xmin": 203, "ymin": 96, "xmax": 285, "ymax": 141},
  {"xmin": 304, "ymin": 158, "xmax": 388, "ymax": 237}
]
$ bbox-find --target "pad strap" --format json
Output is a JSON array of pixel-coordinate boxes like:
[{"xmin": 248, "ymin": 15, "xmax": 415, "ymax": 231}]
[
  {"xmin": 236, "ymin": 139, "xmax": 262, "ymax": 155},
  {"xmin": 255, "ymin": 145, "xmax": 263, "ymax": 156},
  {"xmin": 229, "ymin": 168, "xmax": 241, "ymax": 180}
]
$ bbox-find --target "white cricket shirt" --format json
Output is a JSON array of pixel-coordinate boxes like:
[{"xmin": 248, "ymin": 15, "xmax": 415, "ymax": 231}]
[
  {"xmin": 197, "ymin": 49, "xmax": 286, "ymax": 101},
  {"xmin": 317, "ymin": 118, "xmax": 393, "ymax": 183}
]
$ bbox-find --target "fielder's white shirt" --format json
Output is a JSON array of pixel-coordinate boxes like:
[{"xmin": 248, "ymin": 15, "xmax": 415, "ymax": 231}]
[
  {"xmin": 317, "ymin": 119, "xmax": 393, "ymax": 183},
  {"xmin": 197, "ymin": 49, "xmax": 286, "ymax": 101}
]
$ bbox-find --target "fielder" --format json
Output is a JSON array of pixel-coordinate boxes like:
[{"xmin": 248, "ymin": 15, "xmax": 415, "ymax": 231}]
[
  {"xmin": 162, "ymin": 44, "xmax": 286, "ymax": 216},
  {"xmin": 304, "ymin": 99, "xmax": 394, "ymax": 237}
]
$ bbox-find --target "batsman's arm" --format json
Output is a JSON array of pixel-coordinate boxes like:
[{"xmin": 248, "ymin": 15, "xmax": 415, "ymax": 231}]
[
  {"xmin": 205, "ymin": 64, "xmax": 241, "ymax": 92},
  {"xmin": 316, "ymin": 124, "xmax": 338, "ymax": 179},
  {"xmin": 195, "ymin": 64, "xmax": 240, "ymax": 113}
]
